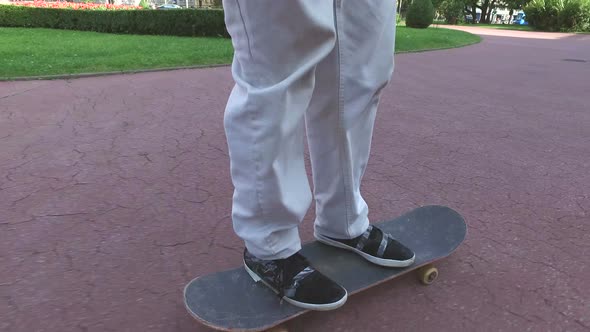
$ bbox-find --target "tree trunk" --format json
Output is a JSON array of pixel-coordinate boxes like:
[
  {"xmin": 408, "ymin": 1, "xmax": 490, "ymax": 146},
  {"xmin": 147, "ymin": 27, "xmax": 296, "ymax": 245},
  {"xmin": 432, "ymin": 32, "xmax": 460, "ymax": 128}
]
[
  {"xmin": 486, "ymin": 0, "xmax": 496, "ymax": 24},
  {"xmin": 466, "ymin": 3, "xmax": 476, "ymax": 24},
  {"xmin": 480, "ymin": 0, "xmax": 490, "ymax": 23}
]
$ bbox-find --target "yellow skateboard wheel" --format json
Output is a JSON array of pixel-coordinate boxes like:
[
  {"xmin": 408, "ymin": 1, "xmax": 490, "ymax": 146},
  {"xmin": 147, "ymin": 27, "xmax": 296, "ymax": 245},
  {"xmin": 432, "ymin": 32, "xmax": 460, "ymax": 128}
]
[{"xmin": 417, "ymin": 264, "xmax": 438, "ymax": 285}]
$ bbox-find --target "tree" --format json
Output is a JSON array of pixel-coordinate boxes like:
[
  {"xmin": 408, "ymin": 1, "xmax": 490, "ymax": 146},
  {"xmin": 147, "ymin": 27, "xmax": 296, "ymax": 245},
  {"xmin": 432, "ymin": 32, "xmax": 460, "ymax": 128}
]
[
  {"xmin": 398, "ymin": 0, "xmax": 413, "ymax": 20},
  {"xmin": 440, "ymin": 0, "xmax": 467, "ymax": 23},
  {"xmin": 432, "ymin": 0, "xmax": 447, "ymax": 12},
  {"xmin": 466, "ymin": 0, "xmax": 497, "ymax": 23},
  {"xmin": 465, "ymin": 0, "xmax": 478, "ymax": 23},
  {"xmin": 464, "ymin": 0, "xmax": 530, "ymax": 24},
  {"xmin": 480, "ymin": 0, "xmax": 495, "ymax": 23},
  {"xmin": 406, "ymin": 0, "xmax": 435, "ymax": 28},
  {"xmin": 502, "ymin": 0, "xmax": 530, "ymax": 22}
]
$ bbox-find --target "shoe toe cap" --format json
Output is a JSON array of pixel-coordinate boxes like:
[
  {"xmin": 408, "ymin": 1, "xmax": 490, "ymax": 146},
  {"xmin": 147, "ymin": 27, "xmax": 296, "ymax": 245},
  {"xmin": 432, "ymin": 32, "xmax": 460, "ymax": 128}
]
[{"xmin": 291, "ymin": 273, "xmax": 346, "ymax": 305}]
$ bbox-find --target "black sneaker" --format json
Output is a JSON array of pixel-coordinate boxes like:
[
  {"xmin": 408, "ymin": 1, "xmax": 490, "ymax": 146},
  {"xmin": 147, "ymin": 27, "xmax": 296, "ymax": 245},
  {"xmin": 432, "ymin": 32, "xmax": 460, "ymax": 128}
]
[
  {"xmin": 243, "ymin": 249, "xmax": 347, "ymax": 311},
  {"xmin": 315, "ymin": 225, "xmax": 415, "ymax": 267}
]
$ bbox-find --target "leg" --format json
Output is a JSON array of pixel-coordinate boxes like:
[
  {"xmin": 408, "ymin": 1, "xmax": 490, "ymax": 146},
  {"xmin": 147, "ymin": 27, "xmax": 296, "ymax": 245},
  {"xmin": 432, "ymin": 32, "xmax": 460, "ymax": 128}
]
[
  {"xmin": 224, "ymin": 2, "xmax": 348, "ymax": 310},
  {"xmin": 222, "ymin": 0, "xmax": 337, "ymax": 260},
  {"xmin": 308, "ymin": 1, "xmax": 415, "ymax": 267},
  {"xmin": 306, "ymin": 0, "xmax": 397, "ymax": 239}
]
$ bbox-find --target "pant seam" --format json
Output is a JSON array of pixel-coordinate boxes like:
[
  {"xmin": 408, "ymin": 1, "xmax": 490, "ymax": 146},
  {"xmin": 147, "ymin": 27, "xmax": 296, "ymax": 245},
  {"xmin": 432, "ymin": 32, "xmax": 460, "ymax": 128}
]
[
  {"xmin": 233, "ymin": 0, "xmax": 270, "ymax": 254},
  {"xmin": 334, "ymin": 0, "xmax": 352, "ymax": 238},
  {"xmin": 234, "ymin": 0, "xmax": 253, "ymax": 59}
]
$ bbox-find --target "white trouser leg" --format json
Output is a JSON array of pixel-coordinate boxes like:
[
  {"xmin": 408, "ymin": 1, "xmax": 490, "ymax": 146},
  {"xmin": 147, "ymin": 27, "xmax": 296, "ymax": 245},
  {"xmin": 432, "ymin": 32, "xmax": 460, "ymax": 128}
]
[
  {"xmin": 222, "ymin": 0, "xmax": 337, "ymax": 259},
  {"xmin": 307, "ymin": 1, "xmax": 396, "ymax": 239}
]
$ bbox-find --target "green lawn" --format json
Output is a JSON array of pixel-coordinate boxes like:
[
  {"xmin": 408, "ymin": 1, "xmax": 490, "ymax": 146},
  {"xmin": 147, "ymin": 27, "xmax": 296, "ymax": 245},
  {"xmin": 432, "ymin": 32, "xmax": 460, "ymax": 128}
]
[
  {"xmin": 0, "ymin": 28, "xmax": 234, "ymax": 78},
  {"xmin": 457, "ymin": 23, "xmax": 534, "ymax": 31},
  {"xmin": 395, "ymin": 26, "xmax": 480, "ymax": 53},
  {"xmin": 431, "ymin": 20, "xmax": 534, "ymax": 31},
  {"xmin": 0, "ymin": 27, "xmax": 480, "ymax": 79}
]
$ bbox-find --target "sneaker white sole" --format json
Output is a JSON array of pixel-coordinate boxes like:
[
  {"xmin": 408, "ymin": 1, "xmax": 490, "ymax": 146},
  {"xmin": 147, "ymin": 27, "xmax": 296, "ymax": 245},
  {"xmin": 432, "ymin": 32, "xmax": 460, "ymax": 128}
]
[
  {"xmin": 314, "ymin": 232, "xmax": 416, "ymax": 268},
  {"xmin": 244, "ymin": 261, "xmax": 347, "ymax": 311}
]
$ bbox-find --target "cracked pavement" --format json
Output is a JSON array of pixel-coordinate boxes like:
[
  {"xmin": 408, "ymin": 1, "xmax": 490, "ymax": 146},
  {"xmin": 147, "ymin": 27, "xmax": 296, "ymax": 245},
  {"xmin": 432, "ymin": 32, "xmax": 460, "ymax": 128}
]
[{"xmin": 1, "ymin": 29, "xmax": 589, "ymax": 331}]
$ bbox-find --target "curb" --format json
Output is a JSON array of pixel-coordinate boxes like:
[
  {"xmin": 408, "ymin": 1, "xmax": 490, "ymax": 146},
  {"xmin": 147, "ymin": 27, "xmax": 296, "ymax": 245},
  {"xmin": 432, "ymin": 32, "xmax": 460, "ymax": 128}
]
[
  {"xmin": 1, "ymin": 63, "xmax": 231, "ymax": 82},
  {"xmin": 396, "ymin": 38, "xmax": 482, "ymax": 54}
]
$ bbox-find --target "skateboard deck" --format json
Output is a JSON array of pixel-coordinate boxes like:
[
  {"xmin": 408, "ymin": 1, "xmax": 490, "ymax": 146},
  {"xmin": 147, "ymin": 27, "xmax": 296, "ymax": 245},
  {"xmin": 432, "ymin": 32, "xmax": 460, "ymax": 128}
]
[{"xmin": 184, "ymin": 205, "xmax": 467, "ymax": 331}]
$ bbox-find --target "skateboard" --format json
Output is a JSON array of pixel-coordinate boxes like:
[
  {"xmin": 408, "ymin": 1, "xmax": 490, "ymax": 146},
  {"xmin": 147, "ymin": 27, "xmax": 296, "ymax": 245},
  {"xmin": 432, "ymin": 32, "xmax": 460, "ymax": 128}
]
[{"xmin": 184, "ymin": 205, "xmax": 467, "ymax": 332}]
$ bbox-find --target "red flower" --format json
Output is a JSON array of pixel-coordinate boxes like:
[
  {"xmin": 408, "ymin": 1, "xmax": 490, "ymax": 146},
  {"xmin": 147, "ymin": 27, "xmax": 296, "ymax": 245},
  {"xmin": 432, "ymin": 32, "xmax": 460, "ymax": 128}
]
[{"xmin": 10, "ymin": 0, "xmax": 144, "ymax": 10}]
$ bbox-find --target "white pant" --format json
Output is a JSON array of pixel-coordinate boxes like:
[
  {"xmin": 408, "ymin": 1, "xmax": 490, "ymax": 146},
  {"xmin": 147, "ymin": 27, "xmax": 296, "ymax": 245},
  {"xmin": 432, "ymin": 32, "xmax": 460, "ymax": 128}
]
[{"xmin": 222, "ymin": 0, "xmax": 396, "ymax": 260}]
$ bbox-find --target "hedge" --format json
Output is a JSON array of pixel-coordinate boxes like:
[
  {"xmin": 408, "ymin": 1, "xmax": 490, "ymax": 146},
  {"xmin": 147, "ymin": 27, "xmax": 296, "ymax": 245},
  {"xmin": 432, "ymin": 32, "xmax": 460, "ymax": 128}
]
[
  {"xmin": 0, "ymin": 5, "xmax": 229, "ymax": 37},
  {"xmin": 525, "ymin": 0, "xmax": 590, "ymax": 32}
]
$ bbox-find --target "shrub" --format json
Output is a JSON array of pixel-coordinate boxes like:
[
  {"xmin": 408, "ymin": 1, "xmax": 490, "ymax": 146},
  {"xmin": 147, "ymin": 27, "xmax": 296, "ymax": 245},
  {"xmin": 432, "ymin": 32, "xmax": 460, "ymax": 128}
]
[
  {"xmin": 0, "ymin": 5, "xmax": 229, "ymax": 37},
  {"xmin": 559, "ymin": 0, "xmax": 590, "ymax": 31},
  {"xmin": 525, "ymin": 0, "xmax": 561, "ymax": 31},
  {"xmin": 525, "ymin": 0, "xmax": 590, "ymax": 32},
  {"xmin": 406, "ymin": 0, "xmax": 435, "ymax": 28}
]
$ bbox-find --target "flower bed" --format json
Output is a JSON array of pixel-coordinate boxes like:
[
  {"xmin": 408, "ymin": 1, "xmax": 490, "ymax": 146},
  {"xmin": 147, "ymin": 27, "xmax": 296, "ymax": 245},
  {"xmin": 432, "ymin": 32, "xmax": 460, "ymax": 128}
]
[{"xmin": 9, "ymin": 0, "xmax": 141, "ymax": 10}]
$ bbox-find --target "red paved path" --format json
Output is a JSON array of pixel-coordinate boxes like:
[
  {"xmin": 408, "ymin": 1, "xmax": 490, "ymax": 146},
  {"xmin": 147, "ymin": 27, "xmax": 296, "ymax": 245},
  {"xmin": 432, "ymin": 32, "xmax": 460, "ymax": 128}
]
[{"xmin": 1, "ymin": 28, "xmax": 589, "ymax": 332}]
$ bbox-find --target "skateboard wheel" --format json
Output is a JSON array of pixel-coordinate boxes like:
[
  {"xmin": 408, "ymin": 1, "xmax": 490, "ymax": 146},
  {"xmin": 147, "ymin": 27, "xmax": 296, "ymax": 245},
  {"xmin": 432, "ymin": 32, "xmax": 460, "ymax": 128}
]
[
  {"xmin": 266, "ymin": 325, "xmax": 289, "ymax": 332},
  {"xmin": 417, "ymin": 264, "xmax": 438, "ymax": 285}
]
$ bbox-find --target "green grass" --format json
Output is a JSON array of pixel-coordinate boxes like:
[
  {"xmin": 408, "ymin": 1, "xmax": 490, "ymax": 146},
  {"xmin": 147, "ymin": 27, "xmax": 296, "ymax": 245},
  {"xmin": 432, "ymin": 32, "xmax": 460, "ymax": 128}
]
[
  {"xmin": 0, "ymin": 27, "xmax": 480, "ymax": 79},
  {"xmin": 395, "ymin": 26, "xmax": 481, "ymax": 53},
  {"xmin": 0, "ymin": 28, "xmax": 234, "ymax": 78},
  {"xmin": 457, "ymin": 23, "xmax": 534, "ymax": 31}
]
